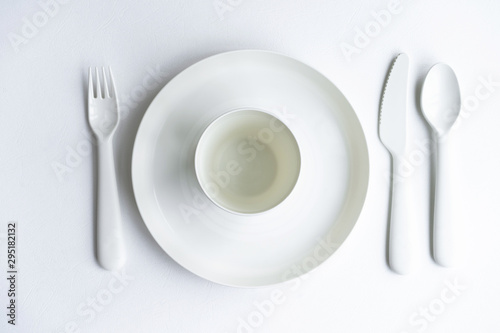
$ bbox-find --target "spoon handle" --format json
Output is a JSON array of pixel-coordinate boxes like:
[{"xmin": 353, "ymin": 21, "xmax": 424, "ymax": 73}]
[
  {"xmin": 388, "ymin": 154, "xmax": 414, "ymax": 275},
  {"xmin": 433, "ymin": 136, "xmax": 457, "ymax": 267}
]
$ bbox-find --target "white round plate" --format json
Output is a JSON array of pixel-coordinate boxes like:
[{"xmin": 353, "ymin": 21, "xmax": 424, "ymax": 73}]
[{"xmin": 132, "ymin": 50, "xmax": 369, "ymax": 287}]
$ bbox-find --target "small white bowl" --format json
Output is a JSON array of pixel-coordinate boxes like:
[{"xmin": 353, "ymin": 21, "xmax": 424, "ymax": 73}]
[{"xmin": 195, "ymin": 109, "xmax": 301, "ymax": 215}]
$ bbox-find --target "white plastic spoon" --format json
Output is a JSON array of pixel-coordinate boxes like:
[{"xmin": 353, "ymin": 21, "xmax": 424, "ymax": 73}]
[{"xmin": 421, "ymin": 63, "xmax": 461, "ymax": 267}]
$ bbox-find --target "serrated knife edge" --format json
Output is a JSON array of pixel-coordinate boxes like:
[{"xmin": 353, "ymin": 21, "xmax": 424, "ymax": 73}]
[{"xmin": 379, "ymin": 53, "xmax": 409, "ymax": 156}]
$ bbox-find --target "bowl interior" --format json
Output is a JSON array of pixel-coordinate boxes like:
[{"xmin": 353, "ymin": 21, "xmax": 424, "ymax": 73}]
[{"xmin": 195, "ymin": 109, "xmax": 301, "ymax": 214}]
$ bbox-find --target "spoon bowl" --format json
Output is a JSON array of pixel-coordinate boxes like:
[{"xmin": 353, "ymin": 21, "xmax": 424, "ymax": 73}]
[{"xmin": 421, "ymin": 64, "xmax": 461, "ymax": 136}]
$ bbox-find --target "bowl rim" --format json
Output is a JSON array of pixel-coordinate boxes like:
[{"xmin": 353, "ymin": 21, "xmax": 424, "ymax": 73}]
[{"xmin": 194, "ymin": 107, "xmax": 302, "ymax": 216}]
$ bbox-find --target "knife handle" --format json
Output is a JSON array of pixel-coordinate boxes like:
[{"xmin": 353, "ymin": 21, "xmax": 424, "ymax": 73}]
[
  {"xmin": 388, "ymin": 154, "xmax": 414, "ymax": 275},
  {"xmin": 433, "ymin": 136, "xmax": 459, "ymax": 267}
]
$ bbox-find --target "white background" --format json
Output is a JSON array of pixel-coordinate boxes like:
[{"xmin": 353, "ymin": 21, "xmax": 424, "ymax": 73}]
[{"xmin": 1, "ymin": 0, "xmax": 500, "ymax": 332}]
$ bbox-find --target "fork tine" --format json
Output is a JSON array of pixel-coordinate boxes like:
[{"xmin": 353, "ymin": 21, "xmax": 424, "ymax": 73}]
[
  {"xmin": 107, "ymin": 67, "xmax": 117, "ymax": 99},
  {"xmin": 101, "ymin": 67, "xmax": 110, "ymax": 98},
  {"xmin": 88, "ymin": 67, "xmax": 94, "ymax": 99},
  {"xmin": 95, "ymin": 67, "xmax": 102, "ymax": 98}
]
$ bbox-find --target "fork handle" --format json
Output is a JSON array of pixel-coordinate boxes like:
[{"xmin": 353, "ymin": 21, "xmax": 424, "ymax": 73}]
[{"xmin": 97, "ymin": 138, "xmax": 126, "ymax": 271}]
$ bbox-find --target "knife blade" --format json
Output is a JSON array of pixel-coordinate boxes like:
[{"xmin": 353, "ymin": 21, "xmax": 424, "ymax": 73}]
[
  {"xmin": 379, "ymin": 53, "xmax": 413, "ymax": 274},
  {"xmin": 380, "ymin": 53, "xmax": 409, "ymax": 154}
]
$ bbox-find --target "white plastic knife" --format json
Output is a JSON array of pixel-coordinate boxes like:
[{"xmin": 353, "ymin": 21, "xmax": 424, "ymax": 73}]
[{"xmin": 379, "ymin": 53, "xmax": 413, "ymax": 274}]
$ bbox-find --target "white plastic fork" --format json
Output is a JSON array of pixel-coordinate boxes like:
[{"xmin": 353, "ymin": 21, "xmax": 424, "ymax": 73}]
[{"xmin": 88, "ymin": 67, "xmax": 125, "ymax": 271}]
